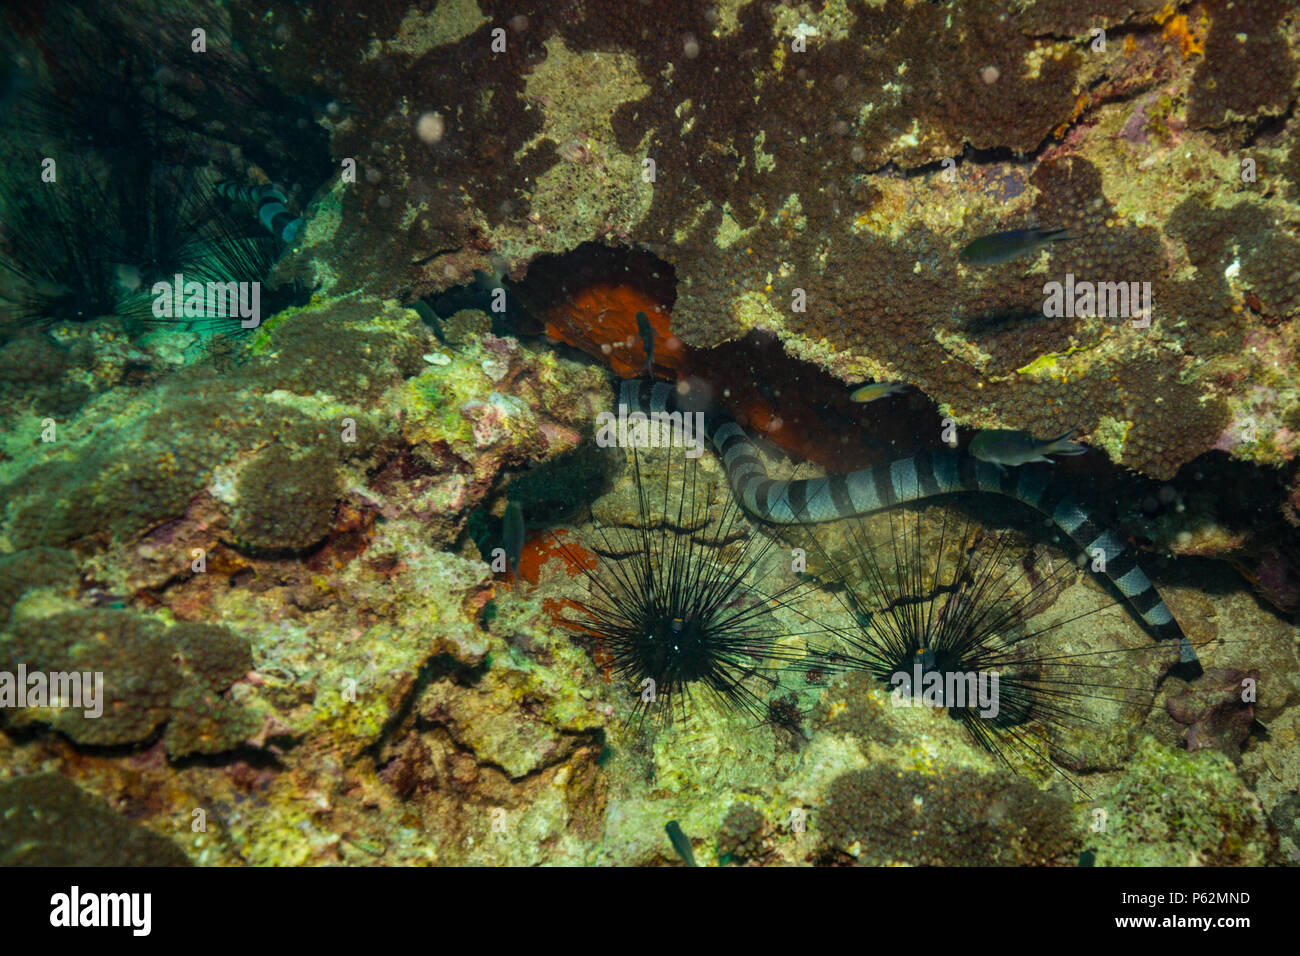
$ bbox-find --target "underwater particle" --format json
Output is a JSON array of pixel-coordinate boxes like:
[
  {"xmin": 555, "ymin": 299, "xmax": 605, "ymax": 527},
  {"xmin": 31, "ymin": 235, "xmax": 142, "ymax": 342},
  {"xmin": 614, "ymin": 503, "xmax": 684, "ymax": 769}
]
[
  {"xmin": 0, "ymin": 774, "xmax": 190, "ymax": 866},
  {"xmin": 980, "ymin": 64, "xmax": 1000, "ymax": 85},
  {"xmin": 230, "ymin": 445, "xmax": 341, "ymax": 554},
  {"xmin": 416, "ymin": 111, "xmax": 445, "ymax": 144},
  {"xmin": 665, "ymin": 820, "xmax": 697, "ymax": 866},
  {"xmin": 683, "ymin": 33, "xmax": 700, "ymax": 59},
  {"xmin": 556, "ymin": 448, "xmax": 819, "ymax": 727},
  {"xmin": 819, "ymin": 765, "xmax": 1079, "ymax": 866}
]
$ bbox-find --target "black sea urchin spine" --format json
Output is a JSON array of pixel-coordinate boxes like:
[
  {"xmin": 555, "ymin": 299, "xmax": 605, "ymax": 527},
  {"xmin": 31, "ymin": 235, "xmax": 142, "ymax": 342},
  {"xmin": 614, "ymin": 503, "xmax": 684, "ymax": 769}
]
[
  {"xmin": 559, "ymin": 447, "xmax": 823, "ymax": 728},
  {"xmin": 807, "ymin": 507, "xmax": 1182, "ymax": 784}
]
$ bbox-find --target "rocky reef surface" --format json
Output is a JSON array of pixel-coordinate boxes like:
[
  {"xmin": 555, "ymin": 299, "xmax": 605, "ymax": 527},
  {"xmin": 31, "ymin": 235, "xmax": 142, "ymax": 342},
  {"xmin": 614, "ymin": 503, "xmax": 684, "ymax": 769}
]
[{"xmin": 1, "ymin": 0, "xmax": 1297, "ymax": 866}]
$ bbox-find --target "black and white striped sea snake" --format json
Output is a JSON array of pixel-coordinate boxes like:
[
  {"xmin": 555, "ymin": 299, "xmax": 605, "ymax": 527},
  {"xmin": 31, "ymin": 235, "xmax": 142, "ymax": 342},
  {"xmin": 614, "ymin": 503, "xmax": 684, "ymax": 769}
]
[{"xmin": 617, "ymin": 378, "xmax": 1202, "ymax": 678}]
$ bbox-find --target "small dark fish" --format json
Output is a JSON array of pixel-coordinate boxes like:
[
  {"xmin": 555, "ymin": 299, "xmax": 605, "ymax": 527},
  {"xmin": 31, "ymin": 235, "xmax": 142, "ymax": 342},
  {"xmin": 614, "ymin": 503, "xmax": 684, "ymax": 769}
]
[
  {"xmin": 969, "ymin": 428, "xmax": 1086, "ymax": 467},
  {"xmin": 636, "ymin": 310, "xmax": 655, "ymax": 374},
  {"xmin": 502, "ymin": 501, "xmax": 524, "ymax": 581},
  {"xmin": 960, "ymin": 227, "xmax": 1075, "ymax": 266},
  {"xmin": 665, "ymin": 820, "xmax": 697, "ymax": 867},
  {"xmin": 215, "ymin": 180, "xmax": 304, "ymax": 243}
]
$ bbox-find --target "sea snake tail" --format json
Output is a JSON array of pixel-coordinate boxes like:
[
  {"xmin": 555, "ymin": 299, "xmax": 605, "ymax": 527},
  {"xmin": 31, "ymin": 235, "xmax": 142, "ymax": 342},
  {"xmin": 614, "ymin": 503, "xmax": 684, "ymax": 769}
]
[
  {"xmin": 617, "ymin": 379, "xmax": 1201, "ymax": 678},
  {"xmin": 214, "ymin": 181, "xmax": 304, "ymax": 243}
]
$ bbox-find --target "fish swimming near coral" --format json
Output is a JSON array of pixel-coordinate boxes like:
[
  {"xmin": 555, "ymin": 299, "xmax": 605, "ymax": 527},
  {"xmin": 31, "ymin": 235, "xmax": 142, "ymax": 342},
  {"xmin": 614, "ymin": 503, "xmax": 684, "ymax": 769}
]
[
  {"xmin": 960, "ymin": 227, "xmax": 1075, "ymax": 266},
  {"xmin": 214, "ymin": 180, "xmax": 303, "ymax": 243},
  {"xmin": 665, "ymin": 820, "xmax": 697, "ymax": 866},
  {"xmin": 614, "ymin": 379, "xmax": 1201, "ymax": 679},
  {"xmin": 850, "ymin": 381, "xmax": 907, "ymax": 403},
  {"xmin": 635, "ymin": 310, "xmax": 655, "ymax": 375},
  {"xmin": 969, "ymin": 428, "xmax": 1086, "ymax": 468}
]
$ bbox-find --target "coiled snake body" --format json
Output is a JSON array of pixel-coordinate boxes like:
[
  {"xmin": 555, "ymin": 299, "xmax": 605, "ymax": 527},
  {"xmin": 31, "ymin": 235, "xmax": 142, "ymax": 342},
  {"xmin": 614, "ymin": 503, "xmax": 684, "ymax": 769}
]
[{"xmin": 617, "ymin": 378, "xmax": 1201, "ymax": 677}]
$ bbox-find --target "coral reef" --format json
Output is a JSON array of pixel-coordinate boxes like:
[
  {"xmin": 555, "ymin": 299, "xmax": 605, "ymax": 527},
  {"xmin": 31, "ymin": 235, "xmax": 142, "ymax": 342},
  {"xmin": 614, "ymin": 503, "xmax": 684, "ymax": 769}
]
[
  {"xmin": 1091, "ymin": 737, "xmax": 1276, "ymax": 866},
  {"xmin": 0, "ymin": 0, "xmax": 1295, "ymax": 871},
  {"xmin": 234, "ymin": 0, "xmax": 1296, "ymax": 484},
  {"xmin": 819, "ymin": 765, "xmax": 1080, "ymax": 866},
  {"xmin": 716, "ymin": 803, "xmax": 769, "ymax": 865},
  {"xmin": 0, "ymin": 609, "xmax": 258, "ymax": 757},
  {"xmin": 0, "ymin": 773, "xmax": 190, "ymax": 866}
]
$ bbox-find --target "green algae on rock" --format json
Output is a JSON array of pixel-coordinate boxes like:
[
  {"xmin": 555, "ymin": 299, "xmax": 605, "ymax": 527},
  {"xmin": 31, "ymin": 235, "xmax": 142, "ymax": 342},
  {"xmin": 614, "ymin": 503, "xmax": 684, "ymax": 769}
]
[{"xmin": 1090, "ymin": 736, "xmax": 1276, "ymax": 866}]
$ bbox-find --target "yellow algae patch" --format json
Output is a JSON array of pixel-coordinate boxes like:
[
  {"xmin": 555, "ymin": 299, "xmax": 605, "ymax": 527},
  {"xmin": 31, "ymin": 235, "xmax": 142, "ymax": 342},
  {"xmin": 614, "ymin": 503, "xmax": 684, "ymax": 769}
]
[
  {"xmin": 364, "ymin": 0, "xmax": 488, "ymax": 60},
  {"xmin": 732, "ymin": 289, "xmax": 783, "ymax": 333},
  {"xmin": 934, "ymin": 328, "xmax": 992, "ymax": 372},
  {"xmin": 1092, "ymin": 416, "xmax": 1134, "ymax": 461},
  {"xmin": 1016, "ymin": 345, "xmax": 1087, "ymax": 381},
  {"xmin": 1155, "ymin": 3, "xmax": 1207, "ymax": 58}
]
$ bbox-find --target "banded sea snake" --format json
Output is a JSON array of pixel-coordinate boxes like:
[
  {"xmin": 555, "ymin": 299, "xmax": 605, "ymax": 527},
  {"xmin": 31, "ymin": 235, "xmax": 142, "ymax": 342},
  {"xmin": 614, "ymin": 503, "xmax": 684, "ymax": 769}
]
[{"xmin": 617, "ymin": 378, "xmax": 1202, "ymax": 679}]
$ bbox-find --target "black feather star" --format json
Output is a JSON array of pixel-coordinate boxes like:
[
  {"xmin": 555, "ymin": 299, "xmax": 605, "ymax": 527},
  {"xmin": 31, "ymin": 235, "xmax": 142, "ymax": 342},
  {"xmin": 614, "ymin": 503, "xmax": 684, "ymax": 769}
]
[
  {"xmin": 556, "ymin": 446, "xmax": 823, "ymax": 729},
  {"xmin": 804, "ymin": 506, "xmax": 1181, "ymax": 787}
]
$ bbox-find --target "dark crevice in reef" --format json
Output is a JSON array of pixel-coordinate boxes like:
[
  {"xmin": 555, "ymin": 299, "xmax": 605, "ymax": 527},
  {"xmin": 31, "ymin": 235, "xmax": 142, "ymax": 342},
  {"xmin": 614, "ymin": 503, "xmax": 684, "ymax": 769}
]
[{"xmin": 364, "ymin": 653, "xmax": 491, "ymax": 763}]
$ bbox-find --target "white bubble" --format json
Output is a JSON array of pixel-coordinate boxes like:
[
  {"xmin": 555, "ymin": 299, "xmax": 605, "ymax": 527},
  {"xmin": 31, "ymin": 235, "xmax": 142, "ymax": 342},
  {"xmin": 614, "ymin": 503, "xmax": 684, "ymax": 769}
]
[
  {"xmin": 980, "ymin": 65, "xmax": 1000, "ymax": 85},
  {"xmin": 416, "ymin": 111, "xmax": 445, "ymax": 144},
  {"xmin": 683, "ymin": 34, "xmax": 700, "ymax": 58}
]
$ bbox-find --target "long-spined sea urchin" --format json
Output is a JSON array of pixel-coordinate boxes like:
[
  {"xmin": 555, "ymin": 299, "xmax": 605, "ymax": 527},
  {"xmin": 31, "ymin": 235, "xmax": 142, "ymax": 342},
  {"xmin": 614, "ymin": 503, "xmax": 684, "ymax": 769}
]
[{"xmin": 556, "ymin": 445, "xmax": 823, "ymax": 729}]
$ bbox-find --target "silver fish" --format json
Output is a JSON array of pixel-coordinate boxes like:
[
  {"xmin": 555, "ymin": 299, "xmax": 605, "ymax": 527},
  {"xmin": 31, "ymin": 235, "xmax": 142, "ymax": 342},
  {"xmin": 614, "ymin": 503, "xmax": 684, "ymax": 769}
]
[{"xmin": 969, "ymin": 428, "xmax": 1085, "ymax": 467}]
